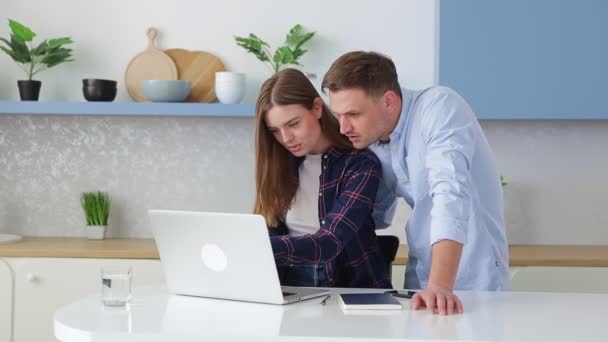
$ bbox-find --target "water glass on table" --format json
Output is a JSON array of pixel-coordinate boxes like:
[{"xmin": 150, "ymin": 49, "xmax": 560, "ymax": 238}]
[{"xmin": 101, "ymin": 265, "xmax": 133, "ymax": 308}]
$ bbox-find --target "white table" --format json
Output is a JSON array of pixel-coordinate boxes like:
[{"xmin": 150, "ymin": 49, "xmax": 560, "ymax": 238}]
[{"xmin": 54, "ymin": 286, "xmax": 607, "ymax": 342}]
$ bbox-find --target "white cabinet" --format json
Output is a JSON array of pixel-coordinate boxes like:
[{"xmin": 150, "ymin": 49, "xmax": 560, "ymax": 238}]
[
  {"xmin": 0, "ymin": 259, "xmax": 12, "ymax": 342},
  {"xmin": 6, "ymin": 258, "xmax": 164, "ymax": 342},
  {"xmin": 393, "ymin": 265, "xmax": 608, "ymax": 293},
  {"xmin": 510, "ymin": 266, "xmax": 608, "ymax": 293}
]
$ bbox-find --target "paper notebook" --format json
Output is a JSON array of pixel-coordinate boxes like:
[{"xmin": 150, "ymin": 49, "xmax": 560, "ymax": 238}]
[{"xmin": 338, "ymin": 293, "xmax": 403, "ymax": 310}]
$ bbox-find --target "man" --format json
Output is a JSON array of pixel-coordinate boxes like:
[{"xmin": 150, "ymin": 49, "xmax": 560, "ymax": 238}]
[{"xmin": 322, "ymin": 51, "xmax": 509, "ymax": 315}]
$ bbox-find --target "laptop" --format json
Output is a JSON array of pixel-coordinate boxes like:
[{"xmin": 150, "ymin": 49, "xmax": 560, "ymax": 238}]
[{"xmin": 149, "ymin": 210, "xmax": 330, "ymax": 305}]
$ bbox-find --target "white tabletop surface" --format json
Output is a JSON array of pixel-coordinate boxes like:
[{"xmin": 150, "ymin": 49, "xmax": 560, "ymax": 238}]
[{"xmin": 54, "ymin": 286, "xmax": 607, "ymax": 342}]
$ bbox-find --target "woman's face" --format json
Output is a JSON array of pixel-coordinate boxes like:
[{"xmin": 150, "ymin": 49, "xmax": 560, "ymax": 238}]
[{"xmin": 264, "ymin": 99, "xmax": 326, "ymax": 156}]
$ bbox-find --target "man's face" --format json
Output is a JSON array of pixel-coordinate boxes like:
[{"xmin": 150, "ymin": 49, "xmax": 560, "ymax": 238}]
[{"xmin": 328, "ymin": 88, "xmax": 390, "ymax": 149}]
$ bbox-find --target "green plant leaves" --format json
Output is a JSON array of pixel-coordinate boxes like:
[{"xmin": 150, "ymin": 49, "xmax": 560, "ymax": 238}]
[
  {"xmin": 47, "ymin": 37, "xmax": 73, "ymax": 49},
  {"xmin": 0, "ymin": 19, "xmax": 74, "ymax": 79},
  {"xmin": 235, "ymin": 24, "xmax": 315, "ymax": 74},
  {"xmin": 235, "ymin": 34, "xmax": 270, "ymax": 62},
  {"xmin": 43, "ymin": 38, "xmax": 74, "ymax": 68},
  {"xmin": 30, "ymin": 40, "xmax": 47, "ymax": 56},
  {"xmin": 81, "ymin": 192, "xmax": 110, "ymax": 226},
  {"xmin": 273, "ymin": 46, "xmax": 296, "ymax": 66},
  {"xmin": 11, "ymin": 35, "xmax": 31, "ymax": 62},
  {"xmin": 42, "ymin": 47, "xmax": 74, "ymax": 68},
  {"xmin": 9, "ymin": 19, "xmax": 35, "ymax": 42},
  {"xmin": 292, "ymin": 47, "xmax": 306, "ymax": 61},
  {"xmin": 286, "ymin": 24, "xmax": 315, "ymax": 50},
  {"xmin": 0, "ymin": 38, "xmax": 21, "ymax": 62}
]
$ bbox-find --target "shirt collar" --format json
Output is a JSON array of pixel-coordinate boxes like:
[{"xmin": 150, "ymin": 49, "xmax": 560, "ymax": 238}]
[
  {"xmin": 295, "ymin": 145, "xmax": 350, "ymax": 167},
  {"xmin": 325, "ymin": 145, "xmax": 350, "ymax": 159},
  {"xmin": 389, "ymin": 87, "xmax": 412, "ymax": 141}
]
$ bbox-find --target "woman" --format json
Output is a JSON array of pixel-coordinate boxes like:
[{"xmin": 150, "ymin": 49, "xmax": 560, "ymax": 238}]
[{"xmin": 254, "ymin": 68, "xmax": 391, "ymax": 288}]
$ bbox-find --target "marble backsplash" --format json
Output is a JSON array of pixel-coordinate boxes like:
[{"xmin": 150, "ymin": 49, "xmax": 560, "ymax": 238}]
[
  {"xmin": 0, "ymin": 115, "xmax": 256, "ymax": 238},
  {"xmin": 2, "ymin": 115, "xmax": 608, "ymax": 245}
]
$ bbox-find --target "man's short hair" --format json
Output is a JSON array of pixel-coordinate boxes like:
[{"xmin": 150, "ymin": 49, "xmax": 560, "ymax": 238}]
[{"xmin": 322, "ymin": 51, "xmax": 402, "ymax": 99}]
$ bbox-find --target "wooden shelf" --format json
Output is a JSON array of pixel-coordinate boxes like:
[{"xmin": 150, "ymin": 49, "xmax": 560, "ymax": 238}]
[{"xmin": 0, "ymin": 100, "xmax": 255, "ymax": 117}]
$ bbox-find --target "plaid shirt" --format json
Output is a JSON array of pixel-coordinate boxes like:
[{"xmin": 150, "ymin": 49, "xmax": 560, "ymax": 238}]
[{"xmin": 270, "ymin": 146, "xmax": 392, "ymax": 288}]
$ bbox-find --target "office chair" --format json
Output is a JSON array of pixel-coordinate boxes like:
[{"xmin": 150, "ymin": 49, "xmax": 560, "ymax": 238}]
[{"xmin": 377, "ymin": 235, "xmax": 400, "ymax": 278}]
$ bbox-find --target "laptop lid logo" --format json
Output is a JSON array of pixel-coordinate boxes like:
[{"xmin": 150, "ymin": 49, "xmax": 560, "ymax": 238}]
[{"xmin": 201, "ymin": 243, "xmax": 227, "ymax": 272}]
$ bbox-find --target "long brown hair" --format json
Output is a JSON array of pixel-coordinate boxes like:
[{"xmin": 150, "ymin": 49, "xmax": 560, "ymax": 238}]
[{"xmin": 254, "ymin": 68, "xmax": 351, "ymax": 226}]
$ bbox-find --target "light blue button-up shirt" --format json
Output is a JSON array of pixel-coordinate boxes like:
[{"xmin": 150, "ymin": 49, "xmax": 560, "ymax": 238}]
[{"xmin": 371, "ymin": 86, "xmax": 509, "ymax": 291}]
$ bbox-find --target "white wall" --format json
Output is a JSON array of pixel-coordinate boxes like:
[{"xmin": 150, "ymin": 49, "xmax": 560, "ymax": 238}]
[
  {"xmin": 2, "ymin": 0, "xmax": 608, "ymax": 244},
  {"xmin": 482, "ymin": 120, "xmax": 608, "ymax": 245},
  {"xmin": 0, "ymin": 0, "xmax": 435, "ymax": 103}
]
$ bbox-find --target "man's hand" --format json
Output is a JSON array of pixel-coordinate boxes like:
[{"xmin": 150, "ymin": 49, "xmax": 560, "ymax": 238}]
[
  {"xmin": 411, "ymin": 284, "xmax": 463, "ymax": 315},
  {"xmin": 412, "ymin": 239, "xmax": 464, "ymax": 315}
]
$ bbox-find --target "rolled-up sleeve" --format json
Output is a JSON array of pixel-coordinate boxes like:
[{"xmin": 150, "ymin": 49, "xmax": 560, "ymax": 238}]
[{"xmin": 420, "ymin": 88, "xmax": 477, "ymax": 246}]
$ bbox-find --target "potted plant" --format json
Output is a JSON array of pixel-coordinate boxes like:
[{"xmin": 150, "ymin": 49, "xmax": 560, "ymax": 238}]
[
  {"xmin": 0, "ymin": 19, "xmax": 74, "ymax": 101},
  {"xmin": 80, "ymin": 191, "xmax": 110, "ymax": 240},
  {"xmin": 234, "ymin": 24, "xmax": 315, "ymax": 74}
]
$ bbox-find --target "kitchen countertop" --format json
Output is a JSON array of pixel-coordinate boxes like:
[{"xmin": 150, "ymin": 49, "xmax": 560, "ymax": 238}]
[
  {"xmin": 1, "ymin": 237, "xmax": 607, "ymax": 267},
  {"xmin": 0, "ymin": 237, "xmax": 159, "ymax": 259},
  {"xmin": 395, "ymin": 244, "xmax": 608, "ymax": 267}
]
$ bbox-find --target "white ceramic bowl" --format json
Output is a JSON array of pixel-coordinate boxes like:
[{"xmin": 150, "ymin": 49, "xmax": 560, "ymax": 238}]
[
  {"xmin": 215, "ymin": 85, "xmax": 245, "ymax": 104},
  {"xmin": 215, "ymin": 71, "xmax": 245, "ymax": 84},
  {"xmin": 141, "ymin": 80, "xmax": 191, "ymax": 102},
  {"xmin": 215, "ymin": 72, "xmax": 245, "ymax": 104}
]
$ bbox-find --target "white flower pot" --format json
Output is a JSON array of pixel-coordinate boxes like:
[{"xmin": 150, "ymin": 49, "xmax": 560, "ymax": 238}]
[{"xmin": 86, "ymin": 225, "xmax": 107, "ymax": 240}]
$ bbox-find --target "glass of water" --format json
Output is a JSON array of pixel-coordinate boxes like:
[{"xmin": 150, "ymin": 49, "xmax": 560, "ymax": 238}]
[{"xmin": 101, "ymin": 265, "xmax": 133, "ymax": 308}]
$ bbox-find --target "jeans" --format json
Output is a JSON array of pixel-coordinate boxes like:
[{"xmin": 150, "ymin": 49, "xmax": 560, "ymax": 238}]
[{"xmin": 278, "ymin": 264, "xmax": 329, "ymax": 287}]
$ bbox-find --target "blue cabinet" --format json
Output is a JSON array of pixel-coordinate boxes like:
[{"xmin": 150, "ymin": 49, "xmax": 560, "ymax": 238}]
[{"xmin": 439, "ymin": 0, "xmax": 608, "ymax": 119}]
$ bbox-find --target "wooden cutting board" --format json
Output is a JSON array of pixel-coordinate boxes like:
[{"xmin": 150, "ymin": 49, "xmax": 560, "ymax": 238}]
[
  {"xmin": 164, "ymin": 48, "xmax": 225, "ymax": 102},
  {"xmin": 125, "ymin": 27, "xmax": 178, "ymax": 102}
]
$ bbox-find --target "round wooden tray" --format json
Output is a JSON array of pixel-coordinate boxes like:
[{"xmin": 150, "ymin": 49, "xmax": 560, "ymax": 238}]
[
  {"xmin": 125, "ymin": 27, "xmax": 178, "ymax": 102},
  {"xmin": 164, "ymin": 48, "xmax": 225, "ymax": 102}
]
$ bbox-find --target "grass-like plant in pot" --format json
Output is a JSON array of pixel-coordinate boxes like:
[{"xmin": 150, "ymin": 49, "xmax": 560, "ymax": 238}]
[
  {"xmin": 81, "ymin": 192, "xmax": 110, "ymax": 240},
  {"xmin": 0, "ymin": 19, "xmax": 74, "ymax": 101}
]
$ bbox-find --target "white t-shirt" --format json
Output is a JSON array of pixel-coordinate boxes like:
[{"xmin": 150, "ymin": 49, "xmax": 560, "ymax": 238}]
[{"xmin": 285, "ymin": 154, "xmax": 322, "ymax": 236}]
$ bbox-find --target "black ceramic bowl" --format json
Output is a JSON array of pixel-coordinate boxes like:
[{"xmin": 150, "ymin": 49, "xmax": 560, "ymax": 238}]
[
  {"xmin": 83, "ymin": 85, "xmax": 117, "ymax": 102},
  {"xmin": 82, "ymin": 78, "xmax": 117, "ymax": 88}
]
